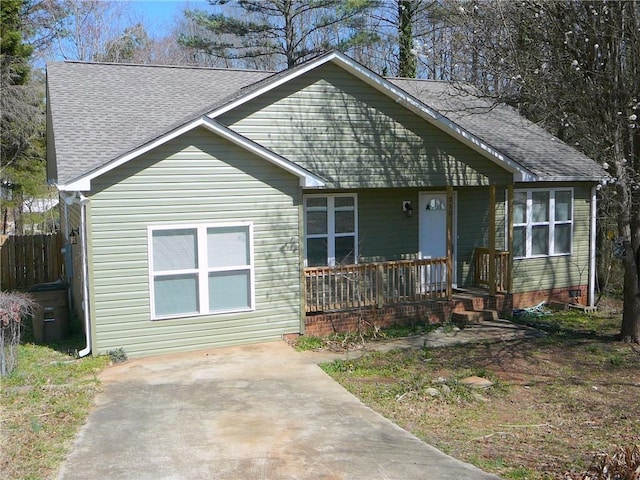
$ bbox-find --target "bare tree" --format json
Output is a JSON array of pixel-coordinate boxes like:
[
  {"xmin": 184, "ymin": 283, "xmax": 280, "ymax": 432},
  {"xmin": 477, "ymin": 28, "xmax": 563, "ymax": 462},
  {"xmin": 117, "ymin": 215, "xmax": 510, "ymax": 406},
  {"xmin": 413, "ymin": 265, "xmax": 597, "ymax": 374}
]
[
  {"xmin": 454, "ymin": 0, "xmax": 640, "ymax": 341},
  {"xmin": 37, "ymin": 0, "xmax": 134, "ymax": 61},
  {"xmin": 179, "ymin": 0, "xmax": 377, "ymax": 70}
]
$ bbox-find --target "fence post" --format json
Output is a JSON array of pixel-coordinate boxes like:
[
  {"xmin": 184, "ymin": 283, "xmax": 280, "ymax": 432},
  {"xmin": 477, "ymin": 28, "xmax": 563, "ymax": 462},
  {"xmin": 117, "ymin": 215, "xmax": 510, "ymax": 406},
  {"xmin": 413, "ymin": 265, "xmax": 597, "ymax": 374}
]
[{"xmin": 376, "ymin": 264, "xmax": 384, "ymax": 309}]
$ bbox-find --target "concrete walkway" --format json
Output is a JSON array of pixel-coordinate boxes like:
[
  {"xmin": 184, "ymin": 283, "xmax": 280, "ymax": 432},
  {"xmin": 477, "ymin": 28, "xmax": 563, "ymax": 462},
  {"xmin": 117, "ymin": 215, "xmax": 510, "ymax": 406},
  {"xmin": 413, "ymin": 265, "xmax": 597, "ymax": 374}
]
[{"xmin": 58, "ymin": 341, "xmax": 501, "ymax": 480}]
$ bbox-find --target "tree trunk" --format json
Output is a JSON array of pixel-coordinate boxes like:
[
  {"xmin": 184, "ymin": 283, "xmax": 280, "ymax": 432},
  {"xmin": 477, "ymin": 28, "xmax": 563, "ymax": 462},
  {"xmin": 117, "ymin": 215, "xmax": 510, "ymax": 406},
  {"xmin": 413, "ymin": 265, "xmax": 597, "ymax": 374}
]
[{"xmin": 397, "ymin": 0, "xmax": 416, "ymax": 78}]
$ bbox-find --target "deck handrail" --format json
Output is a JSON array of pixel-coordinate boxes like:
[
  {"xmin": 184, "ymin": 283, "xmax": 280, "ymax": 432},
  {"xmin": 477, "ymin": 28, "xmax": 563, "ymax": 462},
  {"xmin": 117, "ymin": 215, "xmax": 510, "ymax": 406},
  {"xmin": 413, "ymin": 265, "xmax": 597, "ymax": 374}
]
[
  {"xmin": 304, "ymin": 258, "xmax": 449, "ymax": 313},
  {"xmin": 474, "ymin": 248, "xmax": 510, "ymax": 294}
]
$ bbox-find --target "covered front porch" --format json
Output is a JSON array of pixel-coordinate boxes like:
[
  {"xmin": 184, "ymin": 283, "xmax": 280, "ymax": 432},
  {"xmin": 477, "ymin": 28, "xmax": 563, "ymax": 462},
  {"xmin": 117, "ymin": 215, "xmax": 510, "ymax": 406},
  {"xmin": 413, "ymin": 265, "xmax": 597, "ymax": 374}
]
[
  {"xmin": 303, "ymin": 249, "xmax": 512, "ymax": 337},
  {"xmin": 301, "ymin": 184, "xmax": 516, "ymax": 335}
]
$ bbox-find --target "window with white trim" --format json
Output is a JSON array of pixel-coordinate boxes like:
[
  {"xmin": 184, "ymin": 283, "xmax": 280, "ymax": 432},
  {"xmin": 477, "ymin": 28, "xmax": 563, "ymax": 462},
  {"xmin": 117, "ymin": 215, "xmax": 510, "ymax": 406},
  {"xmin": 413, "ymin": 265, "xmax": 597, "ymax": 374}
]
[
  {"xmin": 149, "ymin": 223, "xmax": 254, "ymax": 319},
  {"xmin": 513, "ymin": 189, "xmax": 573, "ymax": 258},
  {"xmin": 304, "ymin": 194, "xmax": 357, "ymax": 266}
]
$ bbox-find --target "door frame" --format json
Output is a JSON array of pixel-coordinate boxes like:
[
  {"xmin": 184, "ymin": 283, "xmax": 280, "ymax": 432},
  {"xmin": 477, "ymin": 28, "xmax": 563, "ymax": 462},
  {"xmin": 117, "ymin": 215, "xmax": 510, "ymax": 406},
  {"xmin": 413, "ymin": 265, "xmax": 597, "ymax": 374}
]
[{"xmin": 418, "ymin": 191, "xmax": 457, "ymax": 288}]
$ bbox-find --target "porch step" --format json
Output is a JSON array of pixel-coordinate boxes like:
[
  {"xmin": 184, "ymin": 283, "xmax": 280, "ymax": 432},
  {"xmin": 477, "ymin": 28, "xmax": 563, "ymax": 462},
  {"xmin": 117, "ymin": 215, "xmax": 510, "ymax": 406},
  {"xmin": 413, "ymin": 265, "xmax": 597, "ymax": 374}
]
[
  {"xmin": 452, "ymin": 309, "xmax": 499, "ymax": 326},
  {"xmin": 452, "ymin": 291, "xmax": 510, "ymax": 314}
]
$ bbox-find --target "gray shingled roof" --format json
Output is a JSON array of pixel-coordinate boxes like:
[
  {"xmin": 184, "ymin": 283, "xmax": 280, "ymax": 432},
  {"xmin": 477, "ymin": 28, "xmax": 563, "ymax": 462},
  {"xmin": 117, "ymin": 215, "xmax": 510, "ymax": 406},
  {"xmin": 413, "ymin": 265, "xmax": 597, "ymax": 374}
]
[
  {"xmin": 47, "ymin": 59, "xmax": 605, "ymax": 186},
  {"xmin": 389, "ymin": 78, "xmax": 605, "ymax": 181},
  {"xmin": 47, "ymin": 62, "xmax": 272, "ymax": 185}
]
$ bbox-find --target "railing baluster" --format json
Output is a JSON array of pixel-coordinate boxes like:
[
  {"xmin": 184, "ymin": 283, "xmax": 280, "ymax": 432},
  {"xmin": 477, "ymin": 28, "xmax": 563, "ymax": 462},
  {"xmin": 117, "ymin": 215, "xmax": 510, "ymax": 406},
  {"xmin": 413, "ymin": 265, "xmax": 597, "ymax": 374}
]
[{"xmin": 303, "ymin": 257, "xmax": 457, "ymax": 313}]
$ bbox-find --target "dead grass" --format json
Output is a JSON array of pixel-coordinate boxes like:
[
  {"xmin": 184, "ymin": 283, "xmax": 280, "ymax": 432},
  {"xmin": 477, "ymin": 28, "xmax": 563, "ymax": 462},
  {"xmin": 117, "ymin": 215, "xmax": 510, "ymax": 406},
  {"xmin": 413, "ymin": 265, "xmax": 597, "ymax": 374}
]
[
  {"xmin": 322, "ymin": 307, "xmax": 640, "ymax": 479},
  {"xmin": 0, "ymin": 339, "xmax": 110, "ymax": 480}
]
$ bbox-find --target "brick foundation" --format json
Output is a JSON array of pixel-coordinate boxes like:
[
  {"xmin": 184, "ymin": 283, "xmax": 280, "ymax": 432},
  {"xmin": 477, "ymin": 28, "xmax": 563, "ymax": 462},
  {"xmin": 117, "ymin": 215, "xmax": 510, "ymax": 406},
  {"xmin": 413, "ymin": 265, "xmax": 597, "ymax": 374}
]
[
  {"xmin": 304, "ymin": 293, "xmax": 513, "ymax": 337},
  {"xmin": 300, "ymin": 286, "xmax": 588, "ymax": 338},
  {"xmin": 512, "ymin": 285, "xmax": 588, "ymax": 309}
]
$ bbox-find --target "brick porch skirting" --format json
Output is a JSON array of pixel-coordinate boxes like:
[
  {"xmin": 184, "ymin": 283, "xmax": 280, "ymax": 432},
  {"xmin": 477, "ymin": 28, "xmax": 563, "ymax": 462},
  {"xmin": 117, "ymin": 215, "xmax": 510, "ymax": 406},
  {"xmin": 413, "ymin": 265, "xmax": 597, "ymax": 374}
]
[{"xmin": 304, "ymin": 294, "xmax": 513, "ymax": 338}]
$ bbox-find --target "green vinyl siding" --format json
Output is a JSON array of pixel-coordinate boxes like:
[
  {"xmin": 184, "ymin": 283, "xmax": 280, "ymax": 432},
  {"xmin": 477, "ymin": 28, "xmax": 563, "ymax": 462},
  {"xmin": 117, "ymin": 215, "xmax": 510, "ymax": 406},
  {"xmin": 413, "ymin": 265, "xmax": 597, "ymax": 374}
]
[
  {"xmin": 221, "ymin": 63, "xmax": 512, "ymax": 189},
  {"xmin": 511, "ymin": 183, "xmax": 592, "ymax": 293},
  {"xmin": 355, "ymin": 189, "xmax": 419, "ymax": 262},
  {"xmin": 88, "ymin": 127, "xmax": 302, "ymax": 357},
  {"xmin": 456, "ymin": 187, "xmax": 500, "ymax": 287}
]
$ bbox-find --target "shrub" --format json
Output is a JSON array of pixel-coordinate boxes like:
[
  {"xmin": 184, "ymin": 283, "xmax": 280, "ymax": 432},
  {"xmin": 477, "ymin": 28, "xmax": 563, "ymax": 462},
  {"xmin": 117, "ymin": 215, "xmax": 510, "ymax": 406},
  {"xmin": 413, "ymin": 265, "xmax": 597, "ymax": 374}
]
[
  {"xmin": 0, "ymin": 291, "xmax": 37, "ymax": 375},
  {"xmin": 564, "ymin": 445, "xmax": 640, "ymax": 479}
]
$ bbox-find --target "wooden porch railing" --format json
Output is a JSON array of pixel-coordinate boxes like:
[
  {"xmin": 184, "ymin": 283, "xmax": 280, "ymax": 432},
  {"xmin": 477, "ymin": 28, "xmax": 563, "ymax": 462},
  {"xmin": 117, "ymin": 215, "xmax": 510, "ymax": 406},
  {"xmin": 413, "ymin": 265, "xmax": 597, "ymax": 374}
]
[
  {"xmin": 304, "ymin": 258, "xmax": 449, "ymax": 313},
  {"xmin": 474, "ymin": 248, "xmax": 510, "ymax": 294}
]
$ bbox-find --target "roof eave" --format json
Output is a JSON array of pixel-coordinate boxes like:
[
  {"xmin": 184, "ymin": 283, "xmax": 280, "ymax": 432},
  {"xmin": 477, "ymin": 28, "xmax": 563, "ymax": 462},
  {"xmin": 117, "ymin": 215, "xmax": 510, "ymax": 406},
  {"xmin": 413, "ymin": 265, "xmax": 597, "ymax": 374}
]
[{"xmin": 532, "ymin": 175, "xmax": 610, "ymax": 183}]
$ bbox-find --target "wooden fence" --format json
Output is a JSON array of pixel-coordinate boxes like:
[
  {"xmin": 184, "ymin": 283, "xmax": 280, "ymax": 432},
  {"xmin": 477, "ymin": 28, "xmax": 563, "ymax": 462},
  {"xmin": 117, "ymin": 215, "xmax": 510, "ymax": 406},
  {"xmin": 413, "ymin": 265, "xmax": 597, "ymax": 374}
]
[
  {"xmin": 0, "ymin": 234, "xmax": 64, "ymax": 290},
  {"xmin": 304, "ymin": 258, "xmax": 450, "ymax": 313}
]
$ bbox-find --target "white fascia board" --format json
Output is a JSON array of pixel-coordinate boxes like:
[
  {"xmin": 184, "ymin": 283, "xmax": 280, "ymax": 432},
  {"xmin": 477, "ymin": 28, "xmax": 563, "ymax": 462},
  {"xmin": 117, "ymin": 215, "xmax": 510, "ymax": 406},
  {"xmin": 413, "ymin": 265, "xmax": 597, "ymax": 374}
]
[
  {"xmin": 340, "ymin": 59, "xmax": 537, "ymax": 183},
  {"xmin": 208, "ymin": 50, "xmax": 536, "ymax": 183},
  {"xmin": 58, "ymin": 117, "xmax": 325, "ymax": 191},
  {"xmin": 198, "ymin": 118, "xmax": 325, "ymax": 187},
  {"xmin": 209, "ymin": 51, "xmax": 344, "ymax": 118}
]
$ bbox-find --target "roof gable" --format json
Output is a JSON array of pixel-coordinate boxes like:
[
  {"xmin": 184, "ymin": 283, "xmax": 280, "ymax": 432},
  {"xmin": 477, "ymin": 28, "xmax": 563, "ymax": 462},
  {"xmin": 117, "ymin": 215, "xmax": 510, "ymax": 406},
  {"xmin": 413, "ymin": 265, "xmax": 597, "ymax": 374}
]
[
  {"xmin": 217, "ymin": 61, "xmax": 514, "ymax": 189},
  {"xmin": 60, "ymin": 117, "xmax": 325, "ymax": 191},
  {"xmin": 207, "ymin": 51, "xmax": 536, "ymax": 182}
]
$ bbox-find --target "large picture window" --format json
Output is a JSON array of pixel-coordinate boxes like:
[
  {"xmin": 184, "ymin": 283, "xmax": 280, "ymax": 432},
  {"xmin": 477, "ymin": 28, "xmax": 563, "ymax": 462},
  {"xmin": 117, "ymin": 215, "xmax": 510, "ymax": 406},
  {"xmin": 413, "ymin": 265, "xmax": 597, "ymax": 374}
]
[
  {"xmin": 149, "ymin": 223, "xmax": 254, "ymax": 319},
  {"xmin": 304, "ymin": 194, "xmax": 357, "ymax": 267},
  {"xmin": 513, "ymin": 189, "xmax": 573, "ymax": 259}
]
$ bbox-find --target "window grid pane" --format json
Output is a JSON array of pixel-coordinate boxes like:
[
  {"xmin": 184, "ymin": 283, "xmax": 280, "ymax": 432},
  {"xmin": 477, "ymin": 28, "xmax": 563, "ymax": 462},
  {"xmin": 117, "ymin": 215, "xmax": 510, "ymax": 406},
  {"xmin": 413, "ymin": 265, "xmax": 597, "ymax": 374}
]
[
  {"xmin": 513, "ymin": 190, "xmax": 572, "ymax": 258},
  {"xmin": 207, "ymin": 226, "xmax": 249, "ymax": 268},
  {"xmin": 335, "ymin": 236, "xmax": 355, "ymax": 265},
  {"xmin": 306, "ymin": 210, "xmax": 328, "ymax": 235},
  {"xmin": 307, "ymin": 238, "xmax": 328, "ymax": 267},
  {"xmin": 209, "ymin": 270, "xmax": 250, "ymax": 312},
  {"xmin": 153, "ymin": 229, "xmax": 197, "ymax": 271},
  {"xmin": 513, "ymin": 227, "xmax": 526, "ymax": 258},
  {"xmin": 306, "ymin": 197, "xmax": 327, "ymax": 208},
  {"xmin": 335, "ymin": 210, "xmax": 355, "ymax": 233},
  {"xmin": 531, "ymin": 191, "xmax": 549, "ymax": 222},
  {"xmin": 554, "ymin": 224, "xmax": 571, "ymax": 254},
  {"xmin": 334, "ymin": 197, "xmax": 354, "ymax": 208},
  {"xmin": 555, "ymin": 191, "xmax": 572, "ymax": 222},
  {"xmin": 154, "ymin": 274, "xmax": 198, "ymax": 316},
  {"xmin": 531, "ymin": 225, "xmax": 549, "ymax": 255},
  {"xmin": 514, "ymin": 192, "xmax": 527, "ymax": 224}
]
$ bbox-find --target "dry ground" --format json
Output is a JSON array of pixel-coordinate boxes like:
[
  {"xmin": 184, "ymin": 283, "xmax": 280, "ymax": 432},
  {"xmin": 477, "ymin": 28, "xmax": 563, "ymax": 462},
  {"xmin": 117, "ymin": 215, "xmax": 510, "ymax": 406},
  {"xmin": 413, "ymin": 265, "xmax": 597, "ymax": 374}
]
[{"xmin": 321, "ymin": 304, "xmax": 640, "ymax": 479}]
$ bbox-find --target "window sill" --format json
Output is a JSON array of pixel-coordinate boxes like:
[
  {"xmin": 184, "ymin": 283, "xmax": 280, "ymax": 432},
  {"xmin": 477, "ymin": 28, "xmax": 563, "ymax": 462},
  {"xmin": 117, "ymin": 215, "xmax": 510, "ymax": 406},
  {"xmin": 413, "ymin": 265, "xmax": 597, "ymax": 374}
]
[{"xmin": 152, "ymin": 307, "xmax": 254, "ymax": 321}]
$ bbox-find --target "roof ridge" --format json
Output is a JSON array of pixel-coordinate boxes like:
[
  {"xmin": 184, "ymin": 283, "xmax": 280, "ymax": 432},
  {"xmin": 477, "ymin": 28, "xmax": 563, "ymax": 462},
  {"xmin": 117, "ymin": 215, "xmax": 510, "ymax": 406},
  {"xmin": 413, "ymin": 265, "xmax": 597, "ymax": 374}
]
[{"xmin": 58, "ymin": 60, "xmax": 277, "ymax": 74}]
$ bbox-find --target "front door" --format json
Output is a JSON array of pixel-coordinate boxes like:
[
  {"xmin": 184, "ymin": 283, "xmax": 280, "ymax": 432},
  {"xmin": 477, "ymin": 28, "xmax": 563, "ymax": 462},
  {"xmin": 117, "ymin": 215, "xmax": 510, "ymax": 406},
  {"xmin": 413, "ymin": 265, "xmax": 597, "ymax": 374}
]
[{"xmin": 419, "ymin": 192, "xmax": 455, "ymax": 289}]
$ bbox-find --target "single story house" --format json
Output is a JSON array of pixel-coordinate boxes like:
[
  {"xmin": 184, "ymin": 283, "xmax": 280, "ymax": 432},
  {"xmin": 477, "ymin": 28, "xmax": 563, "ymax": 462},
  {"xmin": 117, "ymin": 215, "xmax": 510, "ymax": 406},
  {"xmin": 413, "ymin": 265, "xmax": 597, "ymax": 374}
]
[{"xmin": 46, "ymin": 51, "xmax": 606, "ymax": 357}]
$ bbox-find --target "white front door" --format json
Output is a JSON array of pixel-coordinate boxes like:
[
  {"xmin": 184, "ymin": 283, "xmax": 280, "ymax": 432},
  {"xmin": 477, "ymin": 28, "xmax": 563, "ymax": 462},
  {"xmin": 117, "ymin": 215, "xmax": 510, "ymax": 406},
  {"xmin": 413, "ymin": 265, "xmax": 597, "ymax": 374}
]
[{"xmin": 419, "ymin": 192, "xmax": 455, "ymax": 289}]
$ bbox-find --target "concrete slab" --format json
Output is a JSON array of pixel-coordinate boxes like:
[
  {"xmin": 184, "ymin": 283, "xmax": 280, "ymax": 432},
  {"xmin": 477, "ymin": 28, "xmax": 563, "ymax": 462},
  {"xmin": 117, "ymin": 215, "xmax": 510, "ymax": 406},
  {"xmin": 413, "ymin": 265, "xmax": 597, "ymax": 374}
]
[{"xmin": 58, "ymin": 341, "xmax": 500, "ymax": 480}]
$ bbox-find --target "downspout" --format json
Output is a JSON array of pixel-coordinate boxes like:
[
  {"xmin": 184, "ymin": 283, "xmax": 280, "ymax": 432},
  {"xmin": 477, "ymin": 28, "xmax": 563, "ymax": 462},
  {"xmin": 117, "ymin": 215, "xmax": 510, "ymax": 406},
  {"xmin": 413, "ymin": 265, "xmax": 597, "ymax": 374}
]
[
  {"xmin": 588, "ymin": 185, "xmax": 597, "ymax": 307},
  {"xmin": 77, "ymin": 193, "xmax": 91, "ymax": 357}
]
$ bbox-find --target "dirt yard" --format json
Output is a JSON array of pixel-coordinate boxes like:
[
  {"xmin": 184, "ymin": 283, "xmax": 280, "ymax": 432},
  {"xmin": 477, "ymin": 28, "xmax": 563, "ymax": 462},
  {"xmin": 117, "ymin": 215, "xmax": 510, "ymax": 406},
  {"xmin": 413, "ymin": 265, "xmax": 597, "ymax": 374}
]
[{"xmin": 322, "ymin": 304, "xmax": 640, "ymax": 479}]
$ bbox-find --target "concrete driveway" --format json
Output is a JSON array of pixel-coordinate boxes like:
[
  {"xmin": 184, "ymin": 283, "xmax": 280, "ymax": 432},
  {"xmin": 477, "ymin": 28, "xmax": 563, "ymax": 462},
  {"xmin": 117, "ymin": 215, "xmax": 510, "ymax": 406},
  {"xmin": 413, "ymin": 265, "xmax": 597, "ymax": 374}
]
[{"xmin": 58, "ymin": 341, "xmax": 500, "ymax": 480}]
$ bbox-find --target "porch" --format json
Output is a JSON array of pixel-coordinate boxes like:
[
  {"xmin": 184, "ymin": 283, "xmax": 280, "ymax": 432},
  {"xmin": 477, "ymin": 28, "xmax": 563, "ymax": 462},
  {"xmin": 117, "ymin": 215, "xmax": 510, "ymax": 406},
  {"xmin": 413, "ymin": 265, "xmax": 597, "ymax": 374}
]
[{"xmin": 303, "ymin": 251, "xmax": 512, "ymax": 337}]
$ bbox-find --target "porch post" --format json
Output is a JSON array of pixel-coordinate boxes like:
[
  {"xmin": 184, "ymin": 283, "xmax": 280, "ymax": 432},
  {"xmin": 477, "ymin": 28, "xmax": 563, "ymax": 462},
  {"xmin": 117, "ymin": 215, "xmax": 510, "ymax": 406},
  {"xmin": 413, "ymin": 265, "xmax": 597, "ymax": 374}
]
[
  {"xmin": 507, "ymin": 185, "xmax": 514, "ymax": 293},
  {"xmin": 446, "ymin": 186, "xmax": 453, "ymax": 299},
  {"xmin": 488, "ymin": 185, "xmax": 496, "ymax": 296}
]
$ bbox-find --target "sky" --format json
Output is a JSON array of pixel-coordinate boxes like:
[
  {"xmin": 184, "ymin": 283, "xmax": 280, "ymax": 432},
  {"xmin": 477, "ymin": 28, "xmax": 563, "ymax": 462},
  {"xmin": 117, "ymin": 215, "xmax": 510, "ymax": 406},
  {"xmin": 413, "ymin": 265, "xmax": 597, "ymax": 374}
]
[{"xmin": 128, "ymin": 0, "xmax": 209, "ymax": 38}]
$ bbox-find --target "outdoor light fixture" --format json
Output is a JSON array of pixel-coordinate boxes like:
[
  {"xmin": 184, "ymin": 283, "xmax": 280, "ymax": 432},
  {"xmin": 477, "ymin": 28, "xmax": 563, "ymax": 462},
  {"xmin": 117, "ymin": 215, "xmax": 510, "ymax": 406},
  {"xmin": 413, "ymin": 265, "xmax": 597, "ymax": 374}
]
[
  {"xmin": 69, "ymin": 228, "xmax": 79, "ymax": 245},
  {"xmin": 403, "ymin": 201, "xmax": 413, "ymax": 217}
]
